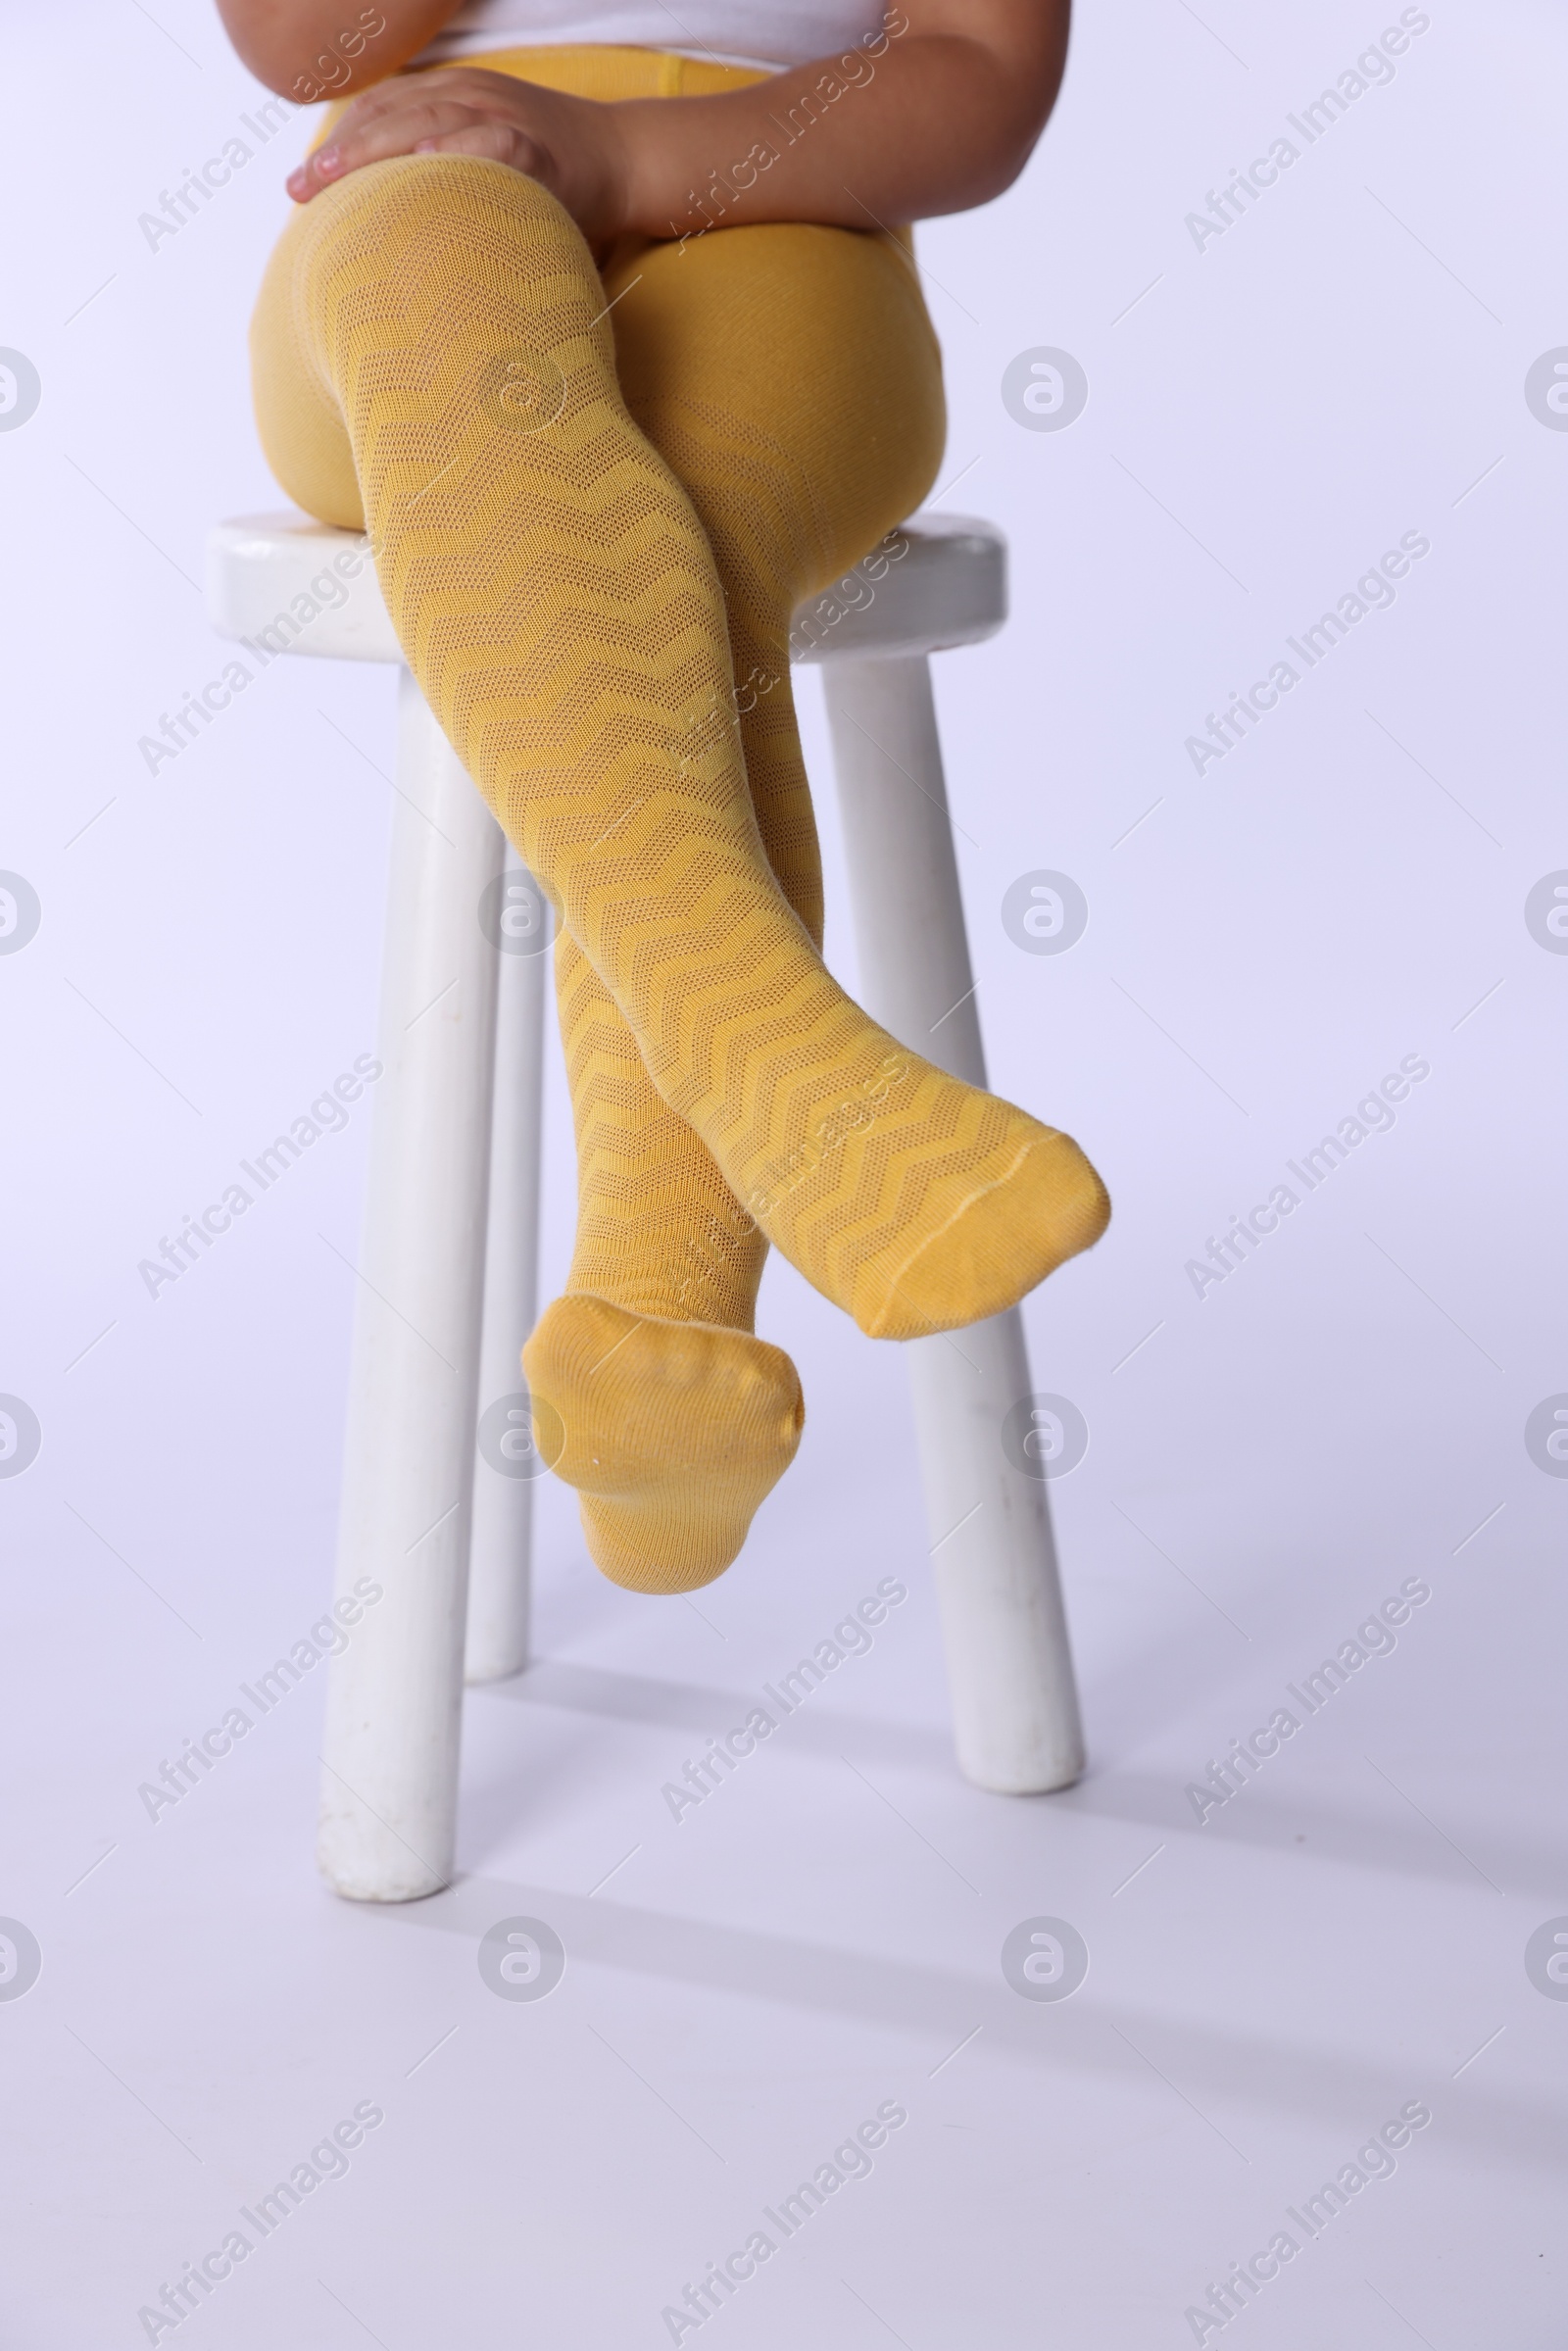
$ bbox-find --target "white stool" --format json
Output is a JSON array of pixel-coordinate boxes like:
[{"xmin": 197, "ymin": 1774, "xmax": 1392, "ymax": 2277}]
[{"xmin": 207, "ymin": 509, "xmax": 1086, "ymax": 1902}]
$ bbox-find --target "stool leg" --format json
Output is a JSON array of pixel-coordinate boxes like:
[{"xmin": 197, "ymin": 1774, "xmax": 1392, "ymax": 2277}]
[
  {"xmin": 318, "ymin": 672, "xmax": 502, "ymax": 1900},
  {"xmin": 821, "ymin": 654, "xmax": 1086, "ymax": 1793},
  {"xmin": 465, "ymin": 841, "xmax": 549, "ymax": 1684}
]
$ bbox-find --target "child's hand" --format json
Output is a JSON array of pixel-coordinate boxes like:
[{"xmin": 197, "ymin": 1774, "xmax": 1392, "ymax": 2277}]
[{"xmin": 285, "ymin": 69, "xmax": 629, "ymax": 245}]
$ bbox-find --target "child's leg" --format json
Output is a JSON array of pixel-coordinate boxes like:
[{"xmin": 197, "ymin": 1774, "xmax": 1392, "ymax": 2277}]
[
  {"xmin": 252, "ymin": 162, "xmax": 805, "ymax": 1596},
  {"xmin": 255, "ymin": 154, "xmax": 1106, "ymax": 1329},
  {"xmin": 252, "ymin": 157, "xmax": 1108, "ymax": 1594},
  {"xmin": 525, "ymin": 219, "xmax": 957, "ymax": 1585},
  {"xmin": 533, "ymin": 932, "xmax": 803, "ymax": 1592}
]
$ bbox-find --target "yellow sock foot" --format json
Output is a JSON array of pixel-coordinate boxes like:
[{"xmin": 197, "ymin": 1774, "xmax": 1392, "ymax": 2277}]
[
  {"xmin": 522, "ymin": 1295, "xmax": 804, "ymax": 1593},
  {"xmin": 756, "ymin": 1068, "xmax": 1109, "ymax": 1341},
  {"xmin": 849, "ymin": 1115, "xmax": 1111, "ymax": 1340}
]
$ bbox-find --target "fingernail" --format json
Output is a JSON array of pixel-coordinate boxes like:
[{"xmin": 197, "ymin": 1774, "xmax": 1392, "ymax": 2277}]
[{"xmin": 315, "ymin": 146, "xmax": 342, "ymax": 177}]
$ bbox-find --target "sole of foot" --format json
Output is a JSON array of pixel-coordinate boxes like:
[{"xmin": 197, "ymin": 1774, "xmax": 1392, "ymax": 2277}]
[{"xmin": 522, "ymin": 1293, "xmax": 805, "ymax": 1593}]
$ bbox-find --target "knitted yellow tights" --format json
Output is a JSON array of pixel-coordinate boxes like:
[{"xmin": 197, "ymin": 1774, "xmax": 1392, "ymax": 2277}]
[
  {"xmin": 527, "ymin": 321, "xmax": 837, "ymax": 1586},
  {"xmin": 252, "ymin": 154, "xmax": 1108, "ymax": 1588}
]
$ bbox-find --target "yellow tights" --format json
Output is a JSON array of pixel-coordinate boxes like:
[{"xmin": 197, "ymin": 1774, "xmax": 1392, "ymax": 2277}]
[{"xmin": 250, "ymin": 47, "xmax": 1108, "ymax": 1593}]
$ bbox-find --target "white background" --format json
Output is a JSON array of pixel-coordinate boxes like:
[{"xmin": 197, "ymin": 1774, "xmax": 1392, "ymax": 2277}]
[{"xmin": 1, "ymin": 2, "xmax": 1564, "ymax": 2344}]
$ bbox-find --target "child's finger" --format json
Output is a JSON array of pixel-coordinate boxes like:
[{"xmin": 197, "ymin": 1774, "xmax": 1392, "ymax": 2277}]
[
  {"xmin": 412, "ymin": 122, "xmax": 545, "ymax": 174},
  {"xmin": 286, "ymin": 97, "xmax": 489, "ymax": 198}
]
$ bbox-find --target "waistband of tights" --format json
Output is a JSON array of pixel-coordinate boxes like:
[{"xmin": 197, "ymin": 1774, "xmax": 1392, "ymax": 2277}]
[
  {"xmin": 444, "ymin": 45, "xmax": 771, "ymax": 97},
  {"xmin": 319, "ymin": 44, "xmax": 770, "ymax": 118}
]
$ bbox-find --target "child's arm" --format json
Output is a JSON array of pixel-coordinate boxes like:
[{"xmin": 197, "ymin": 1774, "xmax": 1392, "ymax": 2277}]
[
  {"xmin": 218, "ymin": 2, "xmax": 1070, "ymax": 239},
  {"xmin": 217, "ymin": 3, "xmax": 466, "ymax": 100}
]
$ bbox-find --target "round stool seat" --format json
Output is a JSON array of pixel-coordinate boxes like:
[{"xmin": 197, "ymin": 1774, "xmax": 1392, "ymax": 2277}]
[{"xmin": 205, "ymin": 509, "xmax": 1006, "ymax": 667}]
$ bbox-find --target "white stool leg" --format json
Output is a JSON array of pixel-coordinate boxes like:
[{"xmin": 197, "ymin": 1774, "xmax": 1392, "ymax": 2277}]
[
  {"xmin": 465, "ymin": 840, "xmax": 549, "ymax": 1684},
  {"xmin": 318, "ymin": 672, "xmax": 502, "ymax": 1900},
  {"xmin": 821, "ymin": 654, "xmax": 1086, "ymax": 1794}
]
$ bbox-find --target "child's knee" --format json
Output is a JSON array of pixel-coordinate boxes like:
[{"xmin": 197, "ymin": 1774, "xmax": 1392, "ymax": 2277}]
[{"xmin": 296, "ymin": 152, "xmax": 589, "ymax": 268}]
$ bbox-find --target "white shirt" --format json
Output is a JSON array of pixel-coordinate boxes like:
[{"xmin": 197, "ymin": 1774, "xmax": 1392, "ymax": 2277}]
[{"xmin": 413, "ymin": 0, "xmax": 884, "ymax": 72}]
